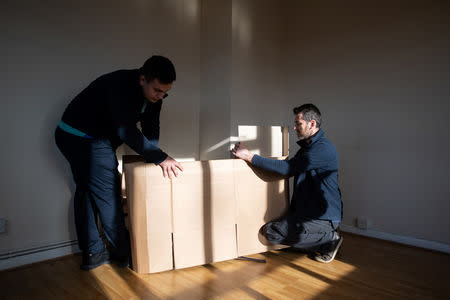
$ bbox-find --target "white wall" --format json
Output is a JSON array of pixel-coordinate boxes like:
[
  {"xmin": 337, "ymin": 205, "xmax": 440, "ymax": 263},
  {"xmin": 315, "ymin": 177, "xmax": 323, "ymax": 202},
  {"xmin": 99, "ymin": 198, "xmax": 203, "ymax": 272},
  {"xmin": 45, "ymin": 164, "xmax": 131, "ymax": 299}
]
[
  {"xmin": 199, "ymin": 0, "xmax": 289, "ymax": 160},
  {"xmin": 284, "ymin": 0, "xmax": 450, "ymax": 244},
  {"xmin": 199, "ymin": 0, "xmax": 232, "ymax": 160},
  {"xmin": 0, "ymin": 0, "xmax": 201, "ymax": 253},
  {"xmin": 231, "ymin": 0, "xmax": 290, "ymax": 136}
]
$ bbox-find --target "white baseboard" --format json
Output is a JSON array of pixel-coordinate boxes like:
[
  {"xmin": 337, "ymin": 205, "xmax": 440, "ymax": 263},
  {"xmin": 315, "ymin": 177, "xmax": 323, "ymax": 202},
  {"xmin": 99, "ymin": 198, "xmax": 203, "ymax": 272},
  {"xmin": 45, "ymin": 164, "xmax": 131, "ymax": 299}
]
[
  {"xmin": 340, "ymin": 224, "xmax": 450, "ymax": 254},
  {"xmin": 0, "ymin": 240, "xmax": 80, "ymax": 271}
]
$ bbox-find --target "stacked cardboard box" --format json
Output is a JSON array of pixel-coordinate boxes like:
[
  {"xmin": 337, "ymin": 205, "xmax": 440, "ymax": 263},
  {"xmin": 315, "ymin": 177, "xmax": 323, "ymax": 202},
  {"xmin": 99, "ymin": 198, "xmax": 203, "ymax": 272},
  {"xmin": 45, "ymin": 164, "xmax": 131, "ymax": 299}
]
[{"xmin": 123, "ymin": 158, "xmax": 289, "ymax": 273}]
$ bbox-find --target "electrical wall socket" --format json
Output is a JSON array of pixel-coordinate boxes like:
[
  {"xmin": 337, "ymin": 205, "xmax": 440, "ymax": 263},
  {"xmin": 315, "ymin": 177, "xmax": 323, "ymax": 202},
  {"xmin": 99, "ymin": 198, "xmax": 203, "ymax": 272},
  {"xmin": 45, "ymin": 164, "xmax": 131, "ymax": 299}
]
[
  {"xmin": 0, "ymin": 218, "xmax": 6, "ymax": 233},
  {"xmin": 355, "ymin": 216, "xmax": 371, "ymax": 230}
]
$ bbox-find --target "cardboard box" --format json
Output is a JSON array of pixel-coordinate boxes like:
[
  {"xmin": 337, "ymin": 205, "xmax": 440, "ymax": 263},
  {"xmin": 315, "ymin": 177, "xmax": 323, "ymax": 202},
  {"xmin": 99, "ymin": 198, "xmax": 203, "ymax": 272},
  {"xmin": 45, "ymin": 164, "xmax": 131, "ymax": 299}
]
[
  {"xmin": 124, "ymin": 161, "xmax": 173, "ymax": 273},
  {"xmin": 234, "ymin": 160, "xmax": 289, "ymax": 256},
  {"xmin": 172, "ymin": 160, "xmax": 238, "ymax": 269},
  {"xmin": 123, "ymin": 158, "xmax": 289, "ymax": 273}
]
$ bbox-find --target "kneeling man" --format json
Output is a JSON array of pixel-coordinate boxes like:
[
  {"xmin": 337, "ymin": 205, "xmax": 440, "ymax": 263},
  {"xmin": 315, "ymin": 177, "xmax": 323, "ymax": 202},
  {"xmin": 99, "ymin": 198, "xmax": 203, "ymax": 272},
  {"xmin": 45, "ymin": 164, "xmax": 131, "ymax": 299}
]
[{"xmin": 232, "ymin": 104, "xmax": 343, "ymax": 263}]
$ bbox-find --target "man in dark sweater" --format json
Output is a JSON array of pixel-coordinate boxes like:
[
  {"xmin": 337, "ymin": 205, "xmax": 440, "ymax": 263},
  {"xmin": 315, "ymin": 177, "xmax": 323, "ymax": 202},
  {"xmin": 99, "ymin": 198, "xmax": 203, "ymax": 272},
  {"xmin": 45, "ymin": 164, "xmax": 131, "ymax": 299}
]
[
  {"xmin": 55, "ymin": 55, "xmax": 183, "ymax": 270},
  {"xmin": 231, "ymin": 104, "xmax": 343, "ymax": 263}
]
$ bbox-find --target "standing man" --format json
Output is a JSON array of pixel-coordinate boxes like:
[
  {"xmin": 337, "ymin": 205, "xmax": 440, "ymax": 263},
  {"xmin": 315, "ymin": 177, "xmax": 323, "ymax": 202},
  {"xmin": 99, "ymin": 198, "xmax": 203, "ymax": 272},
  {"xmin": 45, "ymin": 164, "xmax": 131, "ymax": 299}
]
[
  {"xmin": 55, "ymin": 55, "xmax": 183, "ymax": 270},
  {"xmin": 232, "ymin": 104, "xmax": 343, "ymax": 263}
]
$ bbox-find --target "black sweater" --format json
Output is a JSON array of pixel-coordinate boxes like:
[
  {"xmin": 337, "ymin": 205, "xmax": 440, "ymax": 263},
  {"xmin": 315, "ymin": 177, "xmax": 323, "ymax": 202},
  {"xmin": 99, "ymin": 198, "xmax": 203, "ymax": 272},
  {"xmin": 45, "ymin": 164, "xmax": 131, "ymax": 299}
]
[
  {"xmin": 252, "ymin": 129, "xmax": 342, "ymax": 221},
  {"xmin": 61, "ymin": 69, "xmax": 168, "ymax": 164}
]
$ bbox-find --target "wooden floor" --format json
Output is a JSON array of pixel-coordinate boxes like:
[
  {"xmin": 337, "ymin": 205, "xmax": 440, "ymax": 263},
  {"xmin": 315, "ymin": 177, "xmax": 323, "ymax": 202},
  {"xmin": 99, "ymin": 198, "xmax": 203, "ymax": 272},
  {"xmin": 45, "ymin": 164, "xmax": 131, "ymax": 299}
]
[{"xmin": 1, "ymin": 233, "xmax": 449, "ymax": 300}]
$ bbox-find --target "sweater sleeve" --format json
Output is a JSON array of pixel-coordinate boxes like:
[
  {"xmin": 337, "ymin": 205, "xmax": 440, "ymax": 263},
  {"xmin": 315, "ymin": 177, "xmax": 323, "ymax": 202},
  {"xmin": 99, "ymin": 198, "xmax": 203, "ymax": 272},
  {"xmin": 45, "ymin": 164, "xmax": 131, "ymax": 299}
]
[
  {"xmin": 251, "ymin": 154, "xmax": 294, "ymax": 176},
  {"xmin": 108, "ymin": 91, "xmax": 168, "ymax": 165},
  {"xmin": 251, "ymin": 142, "xmax": 337, "ymax": 176},
  {"xmin": 140, "ymin": 100, "xmax": 162, "ymax": 149},
  {"xmin": 116, "ymin": 125, "xmax": 168, "ymax": 164}
]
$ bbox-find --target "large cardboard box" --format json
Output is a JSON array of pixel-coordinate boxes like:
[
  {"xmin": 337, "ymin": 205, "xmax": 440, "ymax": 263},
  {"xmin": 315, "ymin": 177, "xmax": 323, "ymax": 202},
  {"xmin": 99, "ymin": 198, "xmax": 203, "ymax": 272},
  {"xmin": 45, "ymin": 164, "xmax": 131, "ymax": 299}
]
[
  {"xmin": 172, "ymin": 160, "xmax": 238, "ymax": 269},
  {"xmin": 234, "ymin": 160, "xmax": 289, "ymax": 256},
  {"xmin": 124, "ymin": 161, "xmax": 173, "ymax": 273},
  {"xmin": 123, "ymin": 158, "xmax": 289, "ymax": 273}
]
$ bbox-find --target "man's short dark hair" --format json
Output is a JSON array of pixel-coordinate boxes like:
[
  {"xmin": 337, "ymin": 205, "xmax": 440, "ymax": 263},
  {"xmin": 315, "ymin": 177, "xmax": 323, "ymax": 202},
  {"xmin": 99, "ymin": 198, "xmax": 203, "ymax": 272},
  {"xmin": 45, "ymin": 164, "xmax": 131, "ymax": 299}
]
[
  {"xmin": 140, "ymin": 55, "xmax": 176, "ymax": 84},
  {"xmin": 293, "ymin": 103, "xmax": 322, "ymax": 128}
]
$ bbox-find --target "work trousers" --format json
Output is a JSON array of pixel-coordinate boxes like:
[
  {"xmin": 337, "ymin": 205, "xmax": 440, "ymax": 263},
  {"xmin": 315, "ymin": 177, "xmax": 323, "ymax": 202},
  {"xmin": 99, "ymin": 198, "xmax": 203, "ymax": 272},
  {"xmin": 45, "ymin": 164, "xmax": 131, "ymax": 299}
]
[
  {"xmin": 55, "ymin": 127, "xmax": 130, "ymax": 257},
  {"xmin": 261, "ymin": 213, "xmax": 340, "ymax": 252}
]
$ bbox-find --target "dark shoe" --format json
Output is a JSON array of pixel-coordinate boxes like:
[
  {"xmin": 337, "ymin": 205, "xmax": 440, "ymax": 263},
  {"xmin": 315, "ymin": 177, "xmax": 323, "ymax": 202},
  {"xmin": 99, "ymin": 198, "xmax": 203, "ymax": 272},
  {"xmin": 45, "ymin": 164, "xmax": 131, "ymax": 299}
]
[
  {"xmin": 109, "ymin": 251, "xmax": 131, "ymax": 268},
  {"xmin": 114, "ymin": 256, "xmax": 131, "ymax": 268},
  {"xmin": 80, "ymin": 249, "xmax": 111, "ymax": 270},
  {"xmin": 313, "ymin": 236, "xmax": 343, "ymax": 263}
]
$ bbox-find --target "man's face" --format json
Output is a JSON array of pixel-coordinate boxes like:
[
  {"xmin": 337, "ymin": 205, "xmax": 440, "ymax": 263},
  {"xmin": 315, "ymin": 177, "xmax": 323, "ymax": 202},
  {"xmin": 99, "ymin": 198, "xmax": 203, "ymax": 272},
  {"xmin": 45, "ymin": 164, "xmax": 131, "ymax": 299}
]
[
  {"xmin": 140, "ymin": 76, "xmax": 172, "ymax": 103},
  {"xmin": 294, "ymin": 113, "xmax": 315, "ymax": 140}
]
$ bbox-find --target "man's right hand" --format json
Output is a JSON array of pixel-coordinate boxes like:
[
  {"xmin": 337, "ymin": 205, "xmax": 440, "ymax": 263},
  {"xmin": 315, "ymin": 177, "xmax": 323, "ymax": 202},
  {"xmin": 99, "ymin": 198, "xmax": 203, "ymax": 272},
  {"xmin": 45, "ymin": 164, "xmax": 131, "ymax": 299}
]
[{"xmin": 159, "ymin": 156, "xmax": 184, "ymax": 178}]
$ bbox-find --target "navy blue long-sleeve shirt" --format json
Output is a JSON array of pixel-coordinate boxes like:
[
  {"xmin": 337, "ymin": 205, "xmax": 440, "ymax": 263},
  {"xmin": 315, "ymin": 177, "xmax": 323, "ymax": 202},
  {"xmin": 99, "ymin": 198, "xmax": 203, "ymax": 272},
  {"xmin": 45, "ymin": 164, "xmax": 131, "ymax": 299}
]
[
  {"xmin": 61, "ymin": 69, "xmax": 168, "ymax": 164},
  {"xmin": 252, "ymin": 129, "xmax": 342, "ymax": 221}
]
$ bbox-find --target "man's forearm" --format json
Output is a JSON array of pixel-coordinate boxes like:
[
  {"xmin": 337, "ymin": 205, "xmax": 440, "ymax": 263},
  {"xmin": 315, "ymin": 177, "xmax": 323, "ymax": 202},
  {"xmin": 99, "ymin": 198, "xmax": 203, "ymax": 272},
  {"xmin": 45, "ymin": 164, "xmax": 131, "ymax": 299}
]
[{"xmin": 251, "ymin": 154, "xmax": 291, "ymax": 176}]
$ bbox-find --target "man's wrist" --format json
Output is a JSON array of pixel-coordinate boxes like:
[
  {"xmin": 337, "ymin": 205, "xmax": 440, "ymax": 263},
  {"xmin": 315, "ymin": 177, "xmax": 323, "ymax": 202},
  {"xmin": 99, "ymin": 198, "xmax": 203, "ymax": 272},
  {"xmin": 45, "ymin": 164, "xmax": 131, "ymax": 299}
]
[{"xmin": 247, "ymin": 153, "xmax": 255, "ymax": 163}]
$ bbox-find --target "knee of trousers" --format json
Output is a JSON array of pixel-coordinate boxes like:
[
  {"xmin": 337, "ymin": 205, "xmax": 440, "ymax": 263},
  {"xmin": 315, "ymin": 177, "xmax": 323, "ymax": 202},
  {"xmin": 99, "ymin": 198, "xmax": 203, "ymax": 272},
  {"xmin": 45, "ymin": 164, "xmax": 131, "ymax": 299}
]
[{"xmin": 260, "ymin": 222, "xmax": 289, "ymax": 244}]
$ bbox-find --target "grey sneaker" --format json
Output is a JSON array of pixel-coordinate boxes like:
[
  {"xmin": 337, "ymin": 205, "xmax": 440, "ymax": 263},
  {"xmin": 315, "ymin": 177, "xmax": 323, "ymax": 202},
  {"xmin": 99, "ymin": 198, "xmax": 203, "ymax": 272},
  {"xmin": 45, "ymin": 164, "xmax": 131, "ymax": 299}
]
[{"xmin": 313, "ymin": 236, "xmax": 343, "ymax": 263}]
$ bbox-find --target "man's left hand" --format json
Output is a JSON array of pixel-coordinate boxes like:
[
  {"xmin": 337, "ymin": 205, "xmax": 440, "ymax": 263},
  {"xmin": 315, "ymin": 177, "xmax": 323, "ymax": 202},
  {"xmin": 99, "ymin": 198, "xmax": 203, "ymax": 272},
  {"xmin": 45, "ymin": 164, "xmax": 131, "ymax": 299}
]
[{"xmin": 231, "ymin": 142, "xmax": 254, "ymax": 163}]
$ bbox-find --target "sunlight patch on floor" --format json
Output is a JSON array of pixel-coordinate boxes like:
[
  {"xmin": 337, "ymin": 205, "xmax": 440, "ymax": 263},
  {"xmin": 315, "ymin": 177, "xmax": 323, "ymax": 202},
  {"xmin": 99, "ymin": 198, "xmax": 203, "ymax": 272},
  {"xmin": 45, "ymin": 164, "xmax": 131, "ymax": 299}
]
[{"xmin": 91, "ymin": 265, "xmax": 139, "ymax": 299}]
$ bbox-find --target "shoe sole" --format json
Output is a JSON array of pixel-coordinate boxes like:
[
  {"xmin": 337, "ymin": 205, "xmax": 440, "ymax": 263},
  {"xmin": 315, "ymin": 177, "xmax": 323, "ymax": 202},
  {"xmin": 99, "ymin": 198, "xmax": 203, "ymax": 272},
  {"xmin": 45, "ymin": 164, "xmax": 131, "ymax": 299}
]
[{"xmin": 314, "ymin": 237, "xmax": 343, "ymax": 264}]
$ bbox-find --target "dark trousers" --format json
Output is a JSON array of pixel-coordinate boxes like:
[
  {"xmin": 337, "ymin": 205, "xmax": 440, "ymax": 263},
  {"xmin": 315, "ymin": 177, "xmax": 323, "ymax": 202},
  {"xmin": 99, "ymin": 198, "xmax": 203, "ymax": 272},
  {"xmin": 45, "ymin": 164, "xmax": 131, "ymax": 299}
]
[
  {"xmin": 55, "ymin": 127, "xmax": 130, "ymax": 257},
  {"xmin": 261, "ymin": 213, "xmax": 340, "ymax": 252}
]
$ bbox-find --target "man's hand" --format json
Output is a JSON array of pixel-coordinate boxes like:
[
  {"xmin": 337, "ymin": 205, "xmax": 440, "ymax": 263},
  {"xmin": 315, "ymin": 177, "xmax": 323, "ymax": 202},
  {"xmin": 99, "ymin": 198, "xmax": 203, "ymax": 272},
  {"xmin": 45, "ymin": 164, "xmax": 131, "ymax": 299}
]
[
  {"xmin": 231, "ymin": 142, "xmax": 254, "ymax": 163},
  {"xmin": 159, "ymin": 156, "xmax": 184, "ymax": 178}
]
